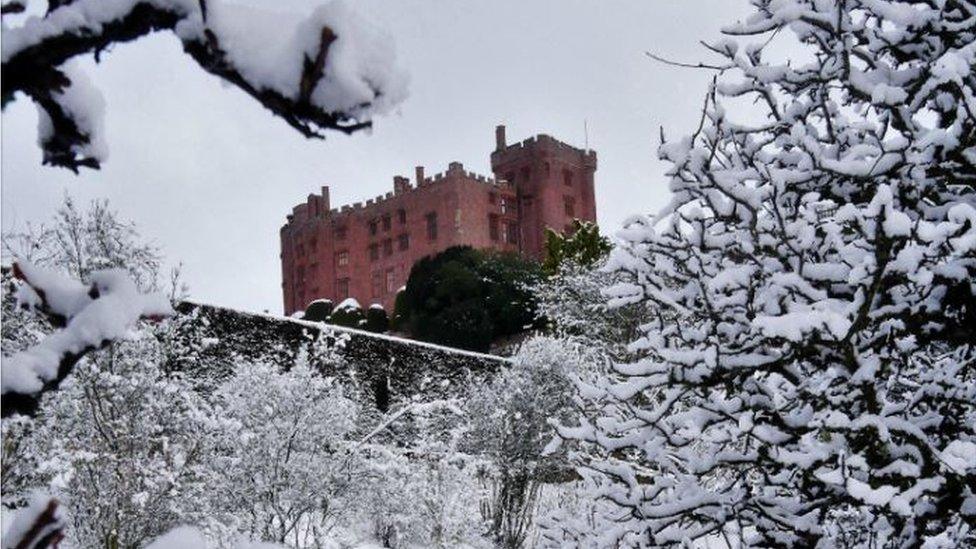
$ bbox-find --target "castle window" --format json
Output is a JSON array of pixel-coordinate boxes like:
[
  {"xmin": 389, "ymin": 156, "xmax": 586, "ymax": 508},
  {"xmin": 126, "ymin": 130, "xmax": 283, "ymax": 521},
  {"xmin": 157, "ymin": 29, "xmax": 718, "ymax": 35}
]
[
  {"xmin": 337, "ymin": 250, "xmax": 349, "ymax": 266},
  {"xmin": 504, "ymin": 222, "xmax": 519, "ymax": 245},
  {"xmin": 564, "ymin": 196, "xmax": 576, "ymax": 217},
  {"xmin": 500, "ymin": 197, "xmax": 510, "ymax": 214},
  {"xmin": 371, "ymin": 272, "xmax": 383, "ymax": 298},
  {"xmin": 489, "ymin": 215, "xmax": 499, "ymax": 241},
  {"xmin": 382, "ymin": 214, "xmax": 392, "ymax": 232},
  {"xmin": 563, "ymin": 170, "xmax": 574, "ymax": 187},
  {"xmin": 337, "ymin": 278, "xmax": 350, "ymax": 299},
  {"xmin": 398, "ymin": 233, "xmax": 410, "ymax": 251},
  {"xmin": 335, "ymin": 225, "xmax": 347, "ymax": 240},
  {"xmin": 385, "ymin": 269, "xmax": 396, "ymax": 292},
  {"xmin": 369, "ymin": 243, "xmax": 379, "ymax": 261},
  {"xmin": 544, "ymin": 162, "xmax": 551, "ymax": 177},
  {"xmin": 369, "ymin": 220, "xmax": 378, "ymax": 236},
  {"xmin": 397, "ymin": 209, "xmax": 406, "ymax": 225},
  {"xmin": 383, "ymin": 239, "xmax": 393, "ymax": 257},
  {"xmin": 426, "ymin": 212, "xmax": 438, "ymax": 241}
]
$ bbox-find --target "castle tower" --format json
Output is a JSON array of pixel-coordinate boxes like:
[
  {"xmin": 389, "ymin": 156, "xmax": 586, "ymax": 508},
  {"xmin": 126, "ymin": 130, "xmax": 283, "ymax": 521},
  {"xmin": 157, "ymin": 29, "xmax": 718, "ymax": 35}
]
[{"xmin": 489, "ymin": 125, "xmax": 598, "ymax": 260}]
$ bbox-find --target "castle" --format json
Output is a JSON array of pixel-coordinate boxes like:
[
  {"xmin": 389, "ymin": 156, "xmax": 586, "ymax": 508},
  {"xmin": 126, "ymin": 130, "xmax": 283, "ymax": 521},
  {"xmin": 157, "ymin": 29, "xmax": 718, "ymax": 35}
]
[{"xmin": 279, "ymin": 126, "xmax": 597, "ymax": 314}]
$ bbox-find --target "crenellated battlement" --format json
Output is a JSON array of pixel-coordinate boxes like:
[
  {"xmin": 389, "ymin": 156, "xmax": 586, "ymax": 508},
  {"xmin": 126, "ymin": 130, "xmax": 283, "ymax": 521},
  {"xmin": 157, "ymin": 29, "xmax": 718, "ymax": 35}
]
[
  {"xmin": 491, "ymin": 131, "xmax": 597, "ymax": 165},
  {"xmin": 284, "ymin": 162, "xmax": 514, "ymax": 227}
]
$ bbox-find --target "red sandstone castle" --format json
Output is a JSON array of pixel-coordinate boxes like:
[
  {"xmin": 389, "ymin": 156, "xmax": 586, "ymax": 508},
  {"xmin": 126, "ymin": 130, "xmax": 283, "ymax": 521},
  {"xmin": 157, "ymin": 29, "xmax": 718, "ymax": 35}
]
[{"xmin": 280, "ymin": 126, "xmax": 597, "ymax": 314}]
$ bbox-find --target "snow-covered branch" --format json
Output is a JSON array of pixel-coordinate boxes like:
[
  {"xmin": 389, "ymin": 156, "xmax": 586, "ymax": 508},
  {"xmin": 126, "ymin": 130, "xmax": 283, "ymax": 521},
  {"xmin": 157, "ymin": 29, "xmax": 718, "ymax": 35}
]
[
  {"xmin": 1, "ymin": 494, "xmax": 65, "ymax": 549},
  {"xmin": 560, "ymin": 1, "xmax": 976, "ymax": 546},
  {"xmin": 1, "ymin": 261, "xmax": 172, "ymax": 417},
  {"xmin": 1, "ymin": 0, "xmax": 407, "ymax": 171}
]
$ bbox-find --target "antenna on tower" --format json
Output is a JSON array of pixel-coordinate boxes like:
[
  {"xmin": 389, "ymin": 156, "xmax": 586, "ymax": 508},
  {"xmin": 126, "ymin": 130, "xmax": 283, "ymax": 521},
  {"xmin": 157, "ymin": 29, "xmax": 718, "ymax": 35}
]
[{"xmin": 584, "ymin": 119, "xmax": 590, "ymax": 152}]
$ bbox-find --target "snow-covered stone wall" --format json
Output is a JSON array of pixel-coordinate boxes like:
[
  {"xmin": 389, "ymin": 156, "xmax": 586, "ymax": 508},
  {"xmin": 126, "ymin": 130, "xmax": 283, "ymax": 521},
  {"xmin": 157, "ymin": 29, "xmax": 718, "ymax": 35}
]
[{"xmin": 170, "ymin": 301, "xmax": 509, "ymax": 411}]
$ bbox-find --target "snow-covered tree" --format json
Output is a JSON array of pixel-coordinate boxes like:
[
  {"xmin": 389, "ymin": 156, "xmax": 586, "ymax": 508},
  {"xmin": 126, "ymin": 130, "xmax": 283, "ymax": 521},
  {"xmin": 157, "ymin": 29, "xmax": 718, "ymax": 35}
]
[
  {"xmin": 560, "ymin": 1, "xmax": 976, "ymax": 546},
  {"xmin": 355, "ymin": 401, "xmax": 489, "ymax": 548},
  {"xmin": 2, "ymin": 194, "xmax": 180, "ymax": 294},
  {"xmin": 1, "ymin": 196, "xmax": 179, "ymax": 416},
  {"xmin": 465, "ymin": 337, "xmax": 599, "ymax": 548},
  {"xmin": 5, "ymin": 335, "xmax": 218, "ymax": 548},
  {"xmin": 204, "ymin": 356, "xmax": 362, "ymax": 547},
  {"xmin": 533, "ymin": 259, "xmax": 649, "ymax": 360},
  {"xmin": 1, "ymin": 0, "xmax": 407, "ymax": 172}
]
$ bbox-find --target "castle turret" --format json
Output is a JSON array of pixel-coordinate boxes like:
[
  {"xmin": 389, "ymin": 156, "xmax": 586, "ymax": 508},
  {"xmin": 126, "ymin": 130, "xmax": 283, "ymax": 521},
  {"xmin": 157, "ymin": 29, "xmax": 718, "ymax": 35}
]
[{"xmin": 489, "ymin": 127, "xmax": 597, "ymax": 259}]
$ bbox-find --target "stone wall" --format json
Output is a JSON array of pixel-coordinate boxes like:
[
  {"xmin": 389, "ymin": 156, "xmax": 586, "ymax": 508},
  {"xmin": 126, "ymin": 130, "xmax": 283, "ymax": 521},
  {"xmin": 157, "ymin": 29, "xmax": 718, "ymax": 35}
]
[{"xmin": 171, "ymin": 301, "xmax": 509, "ymax": 412}]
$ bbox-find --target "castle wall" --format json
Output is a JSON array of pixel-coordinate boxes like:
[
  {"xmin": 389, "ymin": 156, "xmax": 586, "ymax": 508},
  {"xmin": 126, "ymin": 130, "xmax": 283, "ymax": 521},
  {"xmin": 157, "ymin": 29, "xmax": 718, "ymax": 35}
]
[
  {"xmin": 281, "ymin": 164, "xmax": 518, "ymax": 314},
  {"xmin": 281, "ymin": 128, "xmax": 597, "ymax": 315}
]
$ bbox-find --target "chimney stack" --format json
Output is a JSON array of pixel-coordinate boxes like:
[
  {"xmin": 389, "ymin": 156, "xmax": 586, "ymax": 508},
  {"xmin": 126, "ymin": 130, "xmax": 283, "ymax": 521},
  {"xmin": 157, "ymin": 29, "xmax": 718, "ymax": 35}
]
[
  {"xmin": 320, "ymin": 185, "xmax": 331, "ymax": 211},
  {"xmin": 495, "ymin": 125, "xmax": 506, "ymax": 150},
  {"xmin": 415, "ymin": 165, "xmax": 425, "ymax": 185},
  {"xmin": 393, "ymin": 175, "xmax": 410, "ymax": 194}
]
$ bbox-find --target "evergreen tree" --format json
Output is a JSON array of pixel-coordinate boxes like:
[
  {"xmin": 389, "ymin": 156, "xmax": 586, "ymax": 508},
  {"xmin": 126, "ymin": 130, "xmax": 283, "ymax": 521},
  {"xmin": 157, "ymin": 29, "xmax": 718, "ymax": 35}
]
[
  {"xmin": 541, "ymin": 220, "xmax": 612, "ymax": 275},
  {"xmin": 397, "ymin": 247, "xmax": 542, "ymax": 352}
]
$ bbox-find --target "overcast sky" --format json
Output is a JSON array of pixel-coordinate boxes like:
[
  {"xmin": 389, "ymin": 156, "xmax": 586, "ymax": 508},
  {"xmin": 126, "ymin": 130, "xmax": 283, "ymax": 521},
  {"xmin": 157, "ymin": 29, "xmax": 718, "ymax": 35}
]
[{"xmin": 2, "ymin": 0, "xmax": 751, "ymax": 314}]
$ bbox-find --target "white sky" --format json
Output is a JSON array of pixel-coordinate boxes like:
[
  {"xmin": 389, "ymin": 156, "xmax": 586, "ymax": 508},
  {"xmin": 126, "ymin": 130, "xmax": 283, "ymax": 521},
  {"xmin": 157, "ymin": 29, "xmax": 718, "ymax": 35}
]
[{"xmin": 1, "ymin": 0, "xmax": 752, "ymax": 313}]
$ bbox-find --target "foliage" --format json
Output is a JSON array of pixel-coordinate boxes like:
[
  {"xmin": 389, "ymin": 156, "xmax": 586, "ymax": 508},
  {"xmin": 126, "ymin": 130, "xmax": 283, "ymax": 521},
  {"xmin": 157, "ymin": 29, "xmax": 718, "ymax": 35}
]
[
  {"xmin": 302, "ymin": 299, "xmax": 334, "ymax": 323},
  {"xmin": 559, "ymin": 1, "xmax": 976, "ymax": 547},
  {"xmin": 541, "ymin": 220, "xmax": 612, "ymax": 275},
  {"xmin": 329, "ymin": 300, "xmax": 365, "ymax": 329},
  {"xmin": 364, "ymin": 306, "xmax": 390, "ymax": 333},
  {"xmin": 396, "ymin": 246, "xmax": 543, "ymax": 352}
]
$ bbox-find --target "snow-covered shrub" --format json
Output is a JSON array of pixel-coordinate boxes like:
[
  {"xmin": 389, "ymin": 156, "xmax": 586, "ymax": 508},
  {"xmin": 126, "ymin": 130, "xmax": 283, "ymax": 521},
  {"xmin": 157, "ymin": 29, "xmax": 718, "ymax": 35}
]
[
  {"xmin": 353, "ymin": 398, "xmax": 490, "ymax": 549},
  {"xmin": 6, "ymin": 335, "xmax": 218, "ymax": 548},
  {"xmin": 464, "ymin": 337, "xmax": 598, "ymax": 548},
  {"xmin": 356, "ymin": 444, "xmax": 487, "ymax": 548},
  {"xmin": 558, "ymin": 1, "xmax": 976, "ymax": 546},
  {"xmin": 205, "ymin": 356, "xmax": 362, "ymax": 547},
  {"xmin": 364, "ymin": 304, "xmax": 390, "ymax": 333},
  {"xmin": 329, "ymin": 297, "xmax": 366, "ymax": 328},
  {"xmin": 533, "ymin": 259, "xmax": 648, "ymax": 359},
  {"xmin": 303, "ymin": 299, "xmax": 334, "ymax": 323}
]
